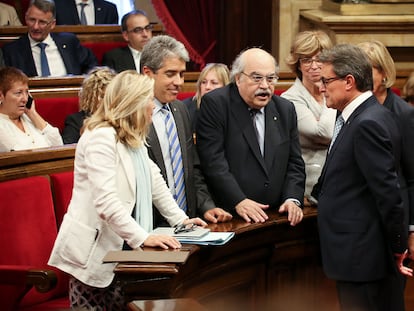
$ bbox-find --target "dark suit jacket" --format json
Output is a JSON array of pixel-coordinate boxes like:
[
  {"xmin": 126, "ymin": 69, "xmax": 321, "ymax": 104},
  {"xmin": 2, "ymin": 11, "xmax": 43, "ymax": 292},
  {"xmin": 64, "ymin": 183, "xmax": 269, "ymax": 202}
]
[
  {"xmin": 313, "ymin": 95, "xmax": 406, "ymax": 282},
  {"xmin": 383, "ymin": 89, "xmax": 414, "ymax": 230},
  {"xmin": 55, "ymin": 0, "xmax": 118, "ymax": 25},
  {"xmin": 62, "ymin": 110, "xmax": 89, "ymax": 144},
  {"xmin": 196, "ymin": 83, "xmax": 305, "ymax": 211},
  {"xmin": 102, "ymin": 46, "xmax": 136, "ymax": 73},
  {"xmin": 148, "ymin": 100, "xmax": 216, "ymax": 227},
  {"xmin": 2, "ymin": 33, "xmax": 97, "ymax": 77},
  {"xmin": 182, "ymin": 97, "xmax": 197, "ymax": 134}
]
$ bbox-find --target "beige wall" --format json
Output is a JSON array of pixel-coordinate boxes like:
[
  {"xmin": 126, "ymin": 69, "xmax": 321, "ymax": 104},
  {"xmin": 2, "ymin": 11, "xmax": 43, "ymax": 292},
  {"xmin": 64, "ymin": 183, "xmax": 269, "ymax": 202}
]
[{"xmin": 134, "ymin": 0, "xmax": 162, "ymax": 25}]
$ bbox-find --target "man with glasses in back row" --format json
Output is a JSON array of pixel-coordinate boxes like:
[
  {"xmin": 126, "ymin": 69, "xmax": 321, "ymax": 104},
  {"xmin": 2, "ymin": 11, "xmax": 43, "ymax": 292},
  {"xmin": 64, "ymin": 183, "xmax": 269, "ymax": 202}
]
[
  {"xmin": 2, "ymin": 0, "xmax": 97, "ymax": 77},
  {"xmin": 102, "ymin": 10, "xmax": 153, "ymax": 73},
  {"xmin": 196, "ymin": 47, "xmax": 306, "ymax": 225}
]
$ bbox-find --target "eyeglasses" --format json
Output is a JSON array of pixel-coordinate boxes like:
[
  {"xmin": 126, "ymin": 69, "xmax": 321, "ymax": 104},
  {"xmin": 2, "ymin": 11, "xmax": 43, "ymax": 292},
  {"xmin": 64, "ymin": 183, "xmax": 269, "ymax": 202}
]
[
  {"xmin": 241, "ymin": 72, "xmax": 279, "ymax": 84},
  {"xmin": 174, "ymin": 223, "xmax": 197, "ymax": 234},
  {"xmin": 127, "ymin": 24, "xmax": 153, "ymax": 34},
  {"xmin": 299, "ymin": 57, "xmax": 322, "ymax": 68},
  {"xmin": 26, "ymin": 17, "xmax": 54, "ymax": 28},
  {"xmin": 320, "ymin": 76, "xmax": 343, "ymax": 87}
]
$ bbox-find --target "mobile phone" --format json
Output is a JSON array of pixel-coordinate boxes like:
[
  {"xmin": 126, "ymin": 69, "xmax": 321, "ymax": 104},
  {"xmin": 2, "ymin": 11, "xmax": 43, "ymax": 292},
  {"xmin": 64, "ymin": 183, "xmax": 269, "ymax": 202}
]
[{"xmin": 26, "ymin": 95, "xmax": 33, "ymax": 109}]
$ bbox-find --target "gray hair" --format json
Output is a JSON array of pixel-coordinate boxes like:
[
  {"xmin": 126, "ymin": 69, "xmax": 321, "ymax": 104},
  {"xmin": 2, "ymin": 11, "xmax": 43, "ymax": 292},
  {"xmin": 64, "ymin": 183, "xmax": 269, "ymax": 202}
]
[
  {"xmin": 140, "ymin": 35, "xmax": 189, "ymax": 72},
  {"xmin": 230, "ymin": 48, "xmax": 279, "ymax": 82},
  {"xmin": 319, "ymin": 44, "xmax": 373, "ymax": 92},
  {"xmin": 29, "ymin": 0, "xmax": 56, "ymax": 18}
]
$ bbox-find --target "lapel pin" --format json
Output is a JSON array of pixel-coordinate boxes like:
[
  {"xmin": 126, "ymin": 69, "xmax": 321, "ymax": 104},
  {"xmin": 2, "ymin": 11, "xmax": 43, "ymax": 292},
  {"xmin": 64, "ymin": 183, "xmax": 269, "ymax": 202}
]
[
  {"xmin": 273, "ymin": 116, "xmax": 277, "ymax": 121},
  {"xmin": 63, "ymin": 44, "xmax": 67, "ymax": 49}
]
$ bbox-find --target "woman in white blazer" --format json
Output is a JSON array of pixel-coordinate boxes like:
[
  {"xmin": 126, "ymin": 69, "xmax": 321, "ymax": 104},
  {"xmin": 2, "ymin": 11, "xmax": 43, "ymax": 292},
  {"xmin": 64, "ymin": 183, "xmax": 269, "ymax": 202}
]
[{"xmin": 49, "ymin": 71, "xmax": 206, "ymax": 310}]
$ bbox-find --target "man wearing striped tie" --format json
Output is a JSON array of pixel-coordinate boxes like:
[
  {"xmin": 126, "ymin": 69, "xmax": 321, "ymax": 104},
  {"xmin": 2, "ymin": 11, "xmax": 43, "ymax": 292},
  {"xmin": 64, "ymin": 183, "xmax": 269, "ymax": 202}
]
[{"xmin": 141, "ymin": 35, "xmax": 233, "ymax": 227}]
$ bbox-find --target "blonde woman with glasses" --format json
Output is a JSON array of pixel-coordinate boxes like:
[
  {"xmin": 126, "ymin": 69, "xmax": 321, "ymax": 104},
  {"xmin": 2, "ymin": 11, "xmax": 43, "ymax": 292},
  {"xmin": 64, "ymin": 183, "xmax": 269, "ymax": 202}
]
[{"xmin": 282, "ymin": 30, "xmax": 337, "ymax": 203}]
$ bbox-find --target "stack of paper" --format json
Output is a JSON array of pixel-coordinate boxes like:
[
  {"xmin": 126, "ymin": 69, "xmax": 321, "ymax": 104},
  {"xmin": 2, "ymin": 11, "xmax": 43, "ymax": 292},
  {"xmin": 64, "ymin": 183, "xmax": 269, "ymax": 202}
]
[{"xmin": 151, "ymin": 227, "xmax": 235, "ymax": 246}]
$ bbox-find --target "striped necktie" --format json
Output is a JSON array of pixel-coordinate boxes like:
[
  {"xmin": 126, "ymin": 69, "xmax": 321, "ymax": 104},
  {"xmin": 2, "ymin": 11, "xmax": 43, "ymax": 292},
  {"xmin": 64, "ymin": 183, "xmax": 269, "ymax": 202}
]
[
  {"xmin": 329, "ymin": 113, "xmax": 344, "ymax": 152},
  {"xmin": 162, "ymin": 105, "xmax": 187, "ymax": 211}
]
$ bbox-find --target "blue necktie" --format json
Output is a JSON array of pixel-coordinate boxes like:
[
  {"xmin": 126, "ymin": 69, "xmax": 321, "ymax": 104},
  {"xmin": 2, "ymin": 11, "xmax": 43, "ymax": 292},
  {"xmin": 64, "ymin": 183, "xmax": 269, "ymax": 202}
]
[
  {"xmin": 37, "ymin": 42, "xmax": 50, "ymax": 77},
  {"xmin": 329, "ymin": 114, "xmax": 344, "ymax": 152},
  {"xmin": 162, "ymin": 105, "xmax": 187, "ymax": 211},
  {"xmin": 79, "ymin": 3, "xmax": 88, "ymax": 25}
]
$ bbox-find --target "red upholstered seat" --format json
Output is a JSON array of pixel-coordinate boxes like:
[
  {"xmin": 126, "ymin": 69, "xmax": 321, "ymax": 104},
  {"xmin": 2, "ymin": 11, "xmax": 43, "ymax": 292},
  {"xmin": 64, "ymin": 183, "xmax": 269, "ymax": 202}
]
[
  {"xmin": 82, "ymin": 41, "xmax": 128, "ymax": 65},
  {"xmin": 34, "ymin": 97, "xmax": 79, "ymax": 134},
  {"xmin": 0, "ymin": 176, "xmax": 69, "ymax": 310},
  {"xmin": 177, "ymin": 92, "xmax": 195, "ymax": 101},
  {"xmin": 50, "ymin": 171, "xmax": 74, "ymax": 228}
]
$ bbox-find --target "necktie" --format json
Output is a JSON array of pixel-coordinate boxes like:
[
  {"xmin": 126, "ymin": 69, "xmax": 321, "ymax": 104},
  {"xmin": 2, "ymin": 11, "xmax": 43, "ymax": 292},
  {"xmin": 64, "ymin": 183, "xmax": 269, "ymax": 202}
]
[
  {"xmin": 37, "ymin": 42, "xmax": 50, "ymax": 77},
  {"xmin": 79, "ymin": 2, "xmax": 88, "ymax": 25},
  {"xmin": 249, "ymin": 108, "xmax": 263, "ymax": 155},
  {"xmin": 329, "ymin": 114, "xmax": 344, "ymax": 152},
  {"xmin": 162, "ymin": 105, "xmax": 187, "ymax": 211}
]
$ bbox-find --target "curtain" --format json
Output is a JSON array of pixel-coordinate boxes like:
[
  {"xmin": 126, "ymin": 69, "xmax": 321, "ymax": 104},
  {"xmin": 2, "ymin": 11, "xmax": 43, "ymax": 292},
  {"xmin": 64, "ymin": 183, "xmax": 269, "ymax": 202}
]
[{"xmin": 151, "ymin": 0, "xmax": 218, "ymax": 70}]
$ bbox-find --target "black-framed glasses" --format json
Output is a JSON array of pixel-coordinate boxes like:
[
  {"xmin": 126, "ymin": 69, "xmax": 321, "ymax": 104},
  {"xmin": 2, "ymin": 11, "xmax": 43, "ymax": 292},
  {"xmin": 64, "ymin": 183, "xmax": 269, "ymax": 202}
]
[
  {"xmin": 127, "ymin": 24, "xmax": 153, "ymax": 34},
  {"xmin": 321, "ymin": 76, "xmax": 343, "ymax": 87},
  {"xmin": 299, "ymin": 57, "xmax": 322, "ymax": 68},
  {"xmin": 174, "ymin": 223, "xmax": 197, "ymax": 234},
  {"xmin": 26, "ymin": 17, "xmax": 54, "ymax": 28},
  {"xmin": 241, "ymin": 72, "xmax": 279, "ymax": 84}
]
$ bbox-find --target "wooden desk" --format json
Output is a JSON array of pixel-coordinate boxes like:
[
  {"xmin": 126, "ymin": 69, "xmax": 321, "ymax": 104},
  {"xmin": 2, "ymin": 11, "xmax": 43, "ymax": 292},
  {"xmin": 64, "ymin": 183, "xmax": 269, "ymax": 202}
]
[
  {"xmin": 114, "ymin": 207, "xmax": 336, "ymax": 311},
  {"xmin": 0, "ymin": 145, "xmax": 76, "ymax": 182}
]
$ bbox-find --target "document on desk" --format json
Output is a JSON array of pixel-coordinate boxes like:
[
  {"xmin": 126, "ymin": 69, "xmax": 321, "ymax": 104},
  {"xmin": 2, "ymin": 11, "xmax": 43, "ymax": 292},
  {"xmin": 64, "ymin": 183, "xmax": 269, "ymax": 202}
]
[
  {"xmin": 151, "ymin": 226, "xmax": 210, "ymax": 240},
  {"xmin": 151, "ymin": 227, "xmax": 235, "ymax": 246},
  {"xmin": 102, "ymin": 250, "xmax": 190, "ymax": 263}
]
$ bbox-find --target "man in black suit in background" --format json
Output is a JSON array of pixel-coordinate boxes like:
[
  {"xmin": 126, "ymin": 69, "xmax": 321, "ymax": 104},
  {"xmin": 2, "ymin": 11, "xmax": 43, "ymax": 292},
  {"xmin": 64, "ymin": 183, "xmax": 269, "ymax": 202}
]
[
  {"xmin": 102, "ymin": 10, "xmax": 152, "ymax": 73},
  {"xmin": 312, "ymin": 43, "xmax": 412, "ymax": 311},
  {"xmin": 140, "ymin": 35, "xmax": 232, "ymax": 226},
  {"xmin": 196, "ymin": 47, "xmax": 305, "ymax": 225},
  {"xmin": 54, "ymin": 0, "xmax": 118, "ymax": 25},
  {"xmin": 2, "ymin": 0, "xmax": 97, "ymax": 77}
]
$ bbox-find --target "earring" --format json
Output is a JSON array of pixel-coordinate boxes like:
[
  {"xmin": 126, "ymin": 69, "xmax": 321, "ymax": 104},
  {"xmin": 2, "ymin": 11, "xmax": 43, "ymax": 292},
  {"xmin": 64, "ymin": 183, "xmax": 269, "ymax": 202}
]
[{"xmin": 382, "ymin": 77, "xmax": 387, "ymax": 85}]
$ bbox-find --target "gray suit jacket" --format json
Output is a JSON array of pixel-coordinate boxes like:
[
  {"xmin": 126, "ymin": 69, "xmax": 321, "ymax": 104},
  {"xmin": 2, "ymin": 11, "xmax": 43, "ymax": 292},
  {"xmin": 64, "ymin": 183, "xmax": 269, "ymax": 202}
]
[{"xmin": 147, "ymin": 100, "xmax": 215, "ymax": 227}]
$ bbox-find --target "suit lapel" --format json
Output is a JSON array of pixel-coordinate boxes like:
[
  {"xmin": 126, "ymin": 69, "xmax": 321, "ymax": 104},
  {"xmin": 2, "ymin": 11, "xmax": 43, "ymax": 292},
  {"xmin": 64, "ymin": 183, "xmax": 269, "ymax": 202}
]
[
  {"xmin": 148, "ymin": 124, "xmax": 167, "ymax": 180},
  {"xmin": 263, "ymin": 98, "xmax": 282, "ymax": 171},
  {"xmin": 169, "ymin": 101, "xmax": 189, "ymax": 178},
  {"xmin": 230, "ymin": 87, "xmax": 267, "ymax": 174}
]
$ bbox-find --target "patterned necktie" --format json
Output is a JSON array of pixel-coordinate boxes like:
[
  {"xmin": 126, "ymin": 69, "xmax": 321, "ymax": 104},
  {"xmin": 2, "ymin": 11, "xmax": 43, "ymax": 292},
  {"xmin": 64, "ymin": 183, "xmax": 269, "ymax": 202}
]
[
  {"xmin": 37, "ymin": 42, "xmax": 50, "ymax": 77},
  {"xmin": 79, "ymin": 2, "xmax": 88, "ymax": 25},
  {"xmin": 329, "ymin": 114, "xmax": 344, "ymax": 152},
  {"xmin": 162, "ymin": 105, "xmax": 187, "ymax": 211}
]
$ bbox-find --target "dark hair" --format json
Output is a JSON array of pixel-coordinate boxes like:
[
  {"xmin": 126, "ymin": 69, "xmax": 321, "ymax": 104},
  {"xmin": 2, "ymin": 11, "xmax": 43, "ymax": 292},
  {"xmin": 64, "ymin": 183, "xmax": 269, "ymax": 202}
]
[
  {"xmin": 319, "ymin": 44, "xmax": 373, "ymax": 92},
  {"xmin": 29, "ymin": 0, "xmax": 56, "ymax": 18},
  {"xmin": 121, "ymin": 10, "xmax": 147, "ymax": 32},
  {"xmin": 0, "ymin": 67, "xmax": 29, "ymax": 95}
]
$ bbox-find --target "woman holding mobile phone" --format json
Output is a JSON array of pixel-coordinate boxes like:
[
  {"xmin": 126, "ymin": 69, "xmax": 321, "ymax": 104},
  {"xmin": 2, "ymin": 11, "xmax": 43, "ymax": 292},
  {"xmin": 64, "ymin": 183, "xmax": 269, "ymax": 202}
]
[{"xmin": 0, "ymin": 67, "xmax": 63, "ymax": 152}]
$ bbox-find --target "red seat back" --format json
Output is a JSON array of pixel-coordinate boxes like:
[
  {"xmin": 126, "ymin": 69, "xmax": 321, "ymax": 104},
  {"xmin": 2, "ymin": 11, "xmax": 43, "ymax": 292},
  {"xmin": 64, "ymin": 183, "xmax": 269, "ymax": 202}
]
[
  {"xmin": 0, "ymin": 176, "xmax": 67, "ymax": 308},
  {"xmin": 35, "ymin": 97, "xmax": 79, "ymax": 134},
  {"xmin": 82, "ymin": 41, "xmax": 128, "ymax": 65},
  {"xmin": 50, "ymin": 171, "xmax": 74, "ymax": 228}
]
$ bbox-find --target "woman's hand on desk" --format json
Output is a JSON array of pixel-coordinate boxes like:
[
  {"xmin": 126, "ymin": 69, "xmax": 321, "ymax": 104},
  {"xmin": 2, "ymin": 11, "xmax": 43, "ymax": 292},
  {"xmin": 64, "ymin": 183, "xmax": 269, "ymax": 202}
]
[{"xmin": 143, "ymin": 234, "xmax": 182, "ymax": 249}]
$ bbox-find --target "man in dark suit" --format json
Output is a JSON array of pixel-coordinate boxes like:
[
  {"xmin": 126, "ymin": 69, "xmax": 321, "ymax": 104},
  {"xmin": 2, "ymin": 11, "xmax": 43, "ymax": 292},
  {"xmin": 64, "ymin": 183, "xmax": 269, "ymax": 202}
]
[
  {"xmin": 54, "ymin": 0, "xmax": 118, "ymax": 25},
  {"xmin": 2, "ymin": 0, "xmax": 97, "ymax": 77},
  {"xmin": 311, "ymin": 43, "xmax": 412, "ymax": 311},
  {"xmin": 196, "ymin": 47, "xmax": 305, "ymax": 225},
  {"xmin": 140, "ymin": 35, "xmax": 232, "ymax": 226},
  {"xmin": 102, "ymin": 10, "xmax": 152, "ymax": 73}
]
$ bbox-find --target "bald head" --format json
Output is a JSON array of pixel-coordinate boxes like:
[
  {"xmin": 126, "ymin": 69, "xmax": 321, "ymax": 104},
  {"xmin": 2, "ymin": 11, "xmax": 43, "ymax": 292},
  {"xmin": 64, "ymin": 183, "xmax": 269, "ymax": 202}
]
[{"xmin": 231, "ymin": 48, "xmax": 279, "ymax": 109}]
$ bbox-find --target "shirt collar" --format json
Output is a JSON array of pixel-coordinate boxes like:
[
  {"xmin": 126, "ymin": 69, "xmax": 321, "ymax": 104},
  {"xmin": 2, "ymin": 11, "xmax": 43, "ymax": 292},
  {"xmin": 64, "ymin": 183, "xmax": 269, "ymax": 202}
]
[
  {"xmin": 342, "ymin": 91, "xmax": 373, "ymax": 122},
  {"xmin": 28, "ymin": 33, "xmax": 53, "ymax": 48}
]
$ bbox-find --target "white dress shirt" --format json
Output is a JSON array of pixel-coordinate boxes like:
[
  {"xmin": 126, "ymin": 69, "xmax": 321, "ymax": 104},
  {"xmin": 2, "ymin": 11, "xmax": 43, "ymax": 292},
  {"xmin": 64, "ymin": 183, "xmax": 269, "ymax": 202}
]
[
  {"xmin": 29, "ymin": 34, "xmax": 67, "ymax": 77},
  {"xmin": 128, "ymin": 46, "xmax": 141, "ymax": 73},
  {"xmin": 76, "ymin": 0, "xmax": 95, "ymax": 25}
]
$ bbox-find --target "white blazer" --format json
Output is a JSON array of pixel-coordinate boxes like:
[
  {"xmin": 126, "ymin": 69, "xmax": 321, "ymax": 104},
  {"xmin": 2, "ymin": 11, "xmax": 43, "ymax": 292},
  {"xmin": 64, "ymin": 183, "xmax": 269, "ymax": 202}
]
[{"xmin": 49, "ymin": 127, "xmax": 188, "ymax": 287}]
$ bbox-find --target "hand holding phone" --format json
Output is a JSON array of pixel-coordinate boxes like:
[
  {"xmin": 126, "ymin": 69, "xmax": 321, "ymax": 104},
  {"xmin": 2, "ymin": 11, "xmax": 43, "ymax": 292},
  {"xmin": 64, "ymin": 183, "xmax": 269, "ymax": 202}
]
[{"xmin": 26, "ymin": 95, "xmax": 33, "ymax": 109}]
